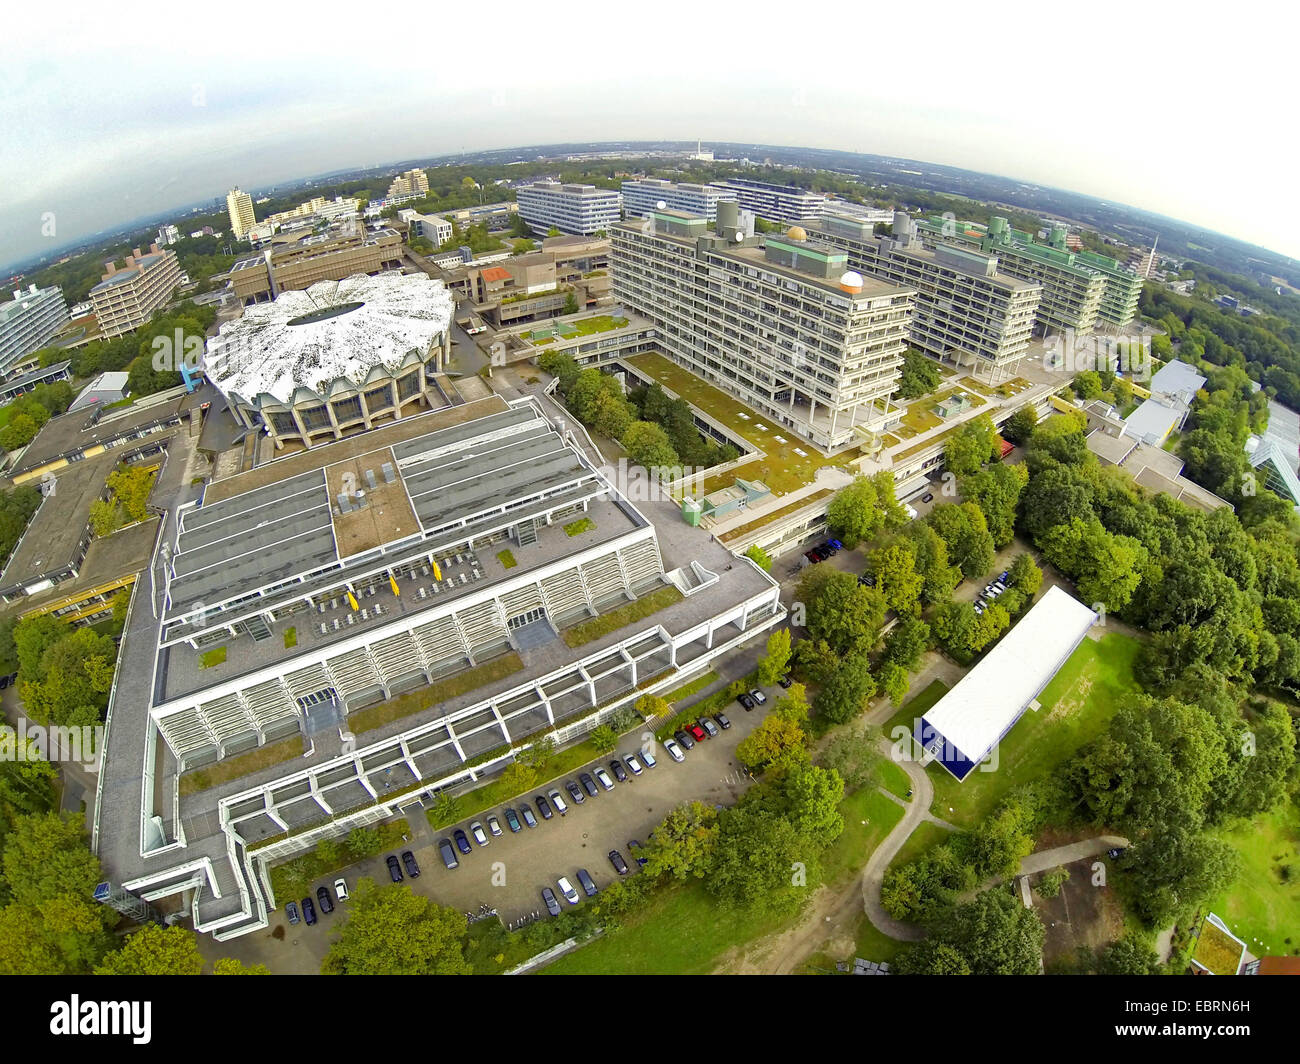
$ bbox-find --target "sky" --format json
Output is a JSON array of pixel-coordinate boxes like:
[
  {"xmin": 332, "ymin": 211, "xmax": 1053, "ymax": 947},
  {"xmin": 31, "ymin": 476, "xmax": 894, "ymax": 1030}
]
[{"xmin": 2, "ymin": 0, "xmax": 1295, "ymax": 271}]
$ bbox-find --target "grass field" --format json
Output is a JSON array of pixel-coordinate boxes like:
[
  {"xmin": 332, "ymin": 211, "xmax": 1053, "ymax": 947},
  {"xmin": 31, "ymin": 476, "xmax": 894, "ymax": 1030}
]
[
  {"xmin": 882, "ymin": 678, "xmax": 949, "ymax": 746},
  {"xmin": 926, "ymin": 632, "xmax": 1143, "ymax": 827},
  {"xmin": 877, "ymin": 757, "xmax": 912, "ymax": 800},
  {"xmin": 1208, "ymin": 802, "xmax": 1300, "ymax": 959},
  {"xmin": 821, "ymin": 788, "xmax": 905, "ymax": 884}
]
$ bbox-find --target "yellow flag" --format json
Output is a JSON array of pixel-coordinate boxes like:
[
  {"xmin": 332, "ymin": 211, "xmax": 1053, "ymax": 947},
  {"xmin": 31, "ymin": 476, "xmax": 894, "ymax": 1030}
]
[
  {"xmin": 389, "ymin": 574, "xmax": 400, "ymax": 597},
  {"xmin": 432, "ymin": 560, "xmax": 442, "ymax": 582},
  {"xmin": 346, "ymin": 591, "xmax": 359, "ymax": 611}
]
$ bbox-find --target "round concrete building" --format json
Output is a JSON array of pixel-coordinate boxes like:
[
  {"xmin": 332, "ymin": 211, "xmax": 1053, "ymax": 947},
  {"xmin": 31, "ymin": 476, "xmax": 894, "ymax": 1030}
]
[{"xmin": 204, "ymin": 273, "xmax": 455, "ymax": 450}]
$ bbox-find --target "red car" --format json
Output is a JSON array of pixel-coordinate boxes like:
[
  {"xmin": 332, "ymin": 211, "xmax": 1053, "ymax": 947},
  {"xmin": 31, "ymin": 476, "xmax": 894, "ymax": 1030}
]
[{"xmin": 687, "ymin": 722, "xmax": 707, "ymax": 742}]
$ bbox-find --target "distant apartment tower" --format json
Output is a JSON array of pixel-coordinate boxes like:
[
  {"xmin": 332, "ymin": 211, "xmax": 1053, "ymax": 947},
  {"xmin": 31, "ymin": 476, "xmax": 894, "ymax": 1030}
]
[
  {"xmin": 387, "ymin": 168, "xmax": 430, "ymax": 199},
  {"xmin": 0, "ymin": 284, "xmax": 70, "ymax": 376},
  {"xmin": 809, "ymin": 212, "xmax": 1041, "ymax": 378},
  {"xmin": 156, "ymin": 224, "xmax": 181, "ymax": 246},
  {"xmin": 516, "ymin": 182, "xmax": 621, "ymax": 236},
  {"xmin": 707, "ymin": 179, "xmax": 826, "ymax": 224},
  {"xmin": 611, "ymin": 203, "xmax": 915, "ymax": 452},
  {"xmin": 227, "ymin": 188, "xmax": 257, "ymax": 239},
  {"xmin": 88, "ymin": 246, "xmax": 183, "ymax": 339},
  {"xmin": 620, "ymin": 179, "xmax": 738, "ymax": 223}
]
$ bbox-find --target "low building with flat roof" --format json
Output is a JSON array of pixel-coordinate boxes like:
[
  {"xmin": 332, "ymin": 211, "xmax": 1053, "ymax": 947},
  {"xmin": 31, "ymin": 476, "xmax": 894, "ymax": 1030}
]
[{"xmin": 0, "ymin": 359, "xmax": 72, "ymax": 405}]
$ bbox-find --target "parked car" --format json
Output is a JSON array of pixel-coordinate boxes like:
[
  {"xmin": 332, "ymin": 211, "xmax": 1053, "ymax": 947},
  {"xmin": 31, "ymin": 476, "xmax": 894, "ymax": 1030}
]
[
  {"xmin": 639, "ymin": 747, "xmax": 657, "ymax": 769},
  {"xmin": 454, "ymin": 828, "xmax": 472, "ymax": 854},
  {"xmin": 608, "ymin": 849, "xmax": 630, "ymax": 875},
  {"xmin": 556, "ymin": 876, "xmax": 580, "ymax": 905},
  {"xmin": 596, "ymin": 765, "xmax": 618, "ymax": 789},
  {"xmin": 663, "ymin": 737, "xmax": 685, "ymax": 762},
  {"xmin": 749, "ymin": 689, "xmax": 767, "ymax": 705},
  {"xmin": 804, "ymin": 550, "xmax": 820, "ymax": 564},
  {"xmin": 548, "ymin": 788, "xmax": 569, "ymax": 815},
  {"xmin": 333, "ymin": 878, "xmax": 348, "ymax": 901},
  {"xmin": 564, "ymin": 779, "xmax": 584, "ymax": 804},
  {"xmin": 401, "ymin": 850, "xmax": 421, "ymax": 878},
  {"xmin": 542, "ymin": 887, "xmax": 561, "ymax": 916},
  {"xmin": 504, "ymin": 807, "xmax": 522, "ymax": 833},
  {"xmin": 687, "ymin": 722, "xmax": 707, "ymax": 742},
  {"xmin": 1107, "ymin": 847, "xmax": 1127, "ymax": 860},
  {"xmin": 486, "ymin": 814, "xmax": 503, "ymax": 837},
  {"xmin": 999, "ymin": 570, "xmax": 1010, "ymax": 583},
  {"xmin": 778, "ymin": 674, "xmax": 794, "ymax": 688},
  {"xmin": 576, "ymin": 868, "xmax": 598, "ymax": 897},
  {"xmin": 301, "ymin": 897, "xmax": 317, "ymax": 926},
  {"xmin": 315, "ymin": 885, "xmax": 335, "ymax": 914},
  {"xmin": 858, "ymin": 572, "xmax": 876, "ymax": 587},
  {"xmin": 469, "ymin": 821, "xmax": 489, "ymax": 847},
  {"xmin": 714, "ymin": 712, "xmax": 731, "ymax": 730},
  {"xmin": 921, "ymin": 492, "xmax": 934, "ymax": 503},
  {"xmin": 535, "ymin": 795, "xmax": 554, "ymax": 820},
  {"xmin": 439, "ymin": 838, "xmax": 459, "ymax": 869},
  {"xmin": 578, "ymin": 772, "xmax": 599, "ymax": 797},
  {"xmin": 738, "ymin": 693, "xmax": 756, "ymax": 711},
  {"xmin": 827, "ymin": 538, "xmax": 844, "ymax": 550},
  {"xmin": 623, "ymin": 752, "xmax": 643, "ymax": 776},
  {"xmin": 386, "ymin": 855, "xmax": 403, "ymax": 882},
  {"xmin": 627, "ymin": 840, "xmax": 648, "ymax": 866},
  {"xmin": 673, "ymin": 729, "xmax": 694, "ymax": 749},
  {"xmin": 285, "ymin": 901, "xmax": 300, "ymax": 925},
  {"xmin": 698, "ymin": 717, "xmax": 719, "ymax": 738},
  {"xmin": 520, "ymin": 804, "xmax": 538, "ymax": 828}
]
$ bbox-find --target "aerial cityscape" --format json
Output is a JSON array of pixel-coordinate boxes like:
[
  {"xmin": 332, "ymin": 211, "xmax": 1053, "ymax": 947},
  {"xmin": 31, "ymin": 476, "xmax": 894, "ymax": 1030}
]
[{"xmin": 1, "ymin": 0, "xmax": 1296, "ymax": 1017}]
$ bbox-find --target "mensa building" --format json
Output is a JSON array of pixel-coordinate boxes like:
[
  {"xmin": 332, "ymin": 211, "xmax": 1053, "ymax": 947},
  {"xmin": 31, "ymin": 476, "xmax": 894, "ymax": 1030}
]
[{"xmin": 916, "ymin": 585, "xmax": 1097, "ymax": 781}]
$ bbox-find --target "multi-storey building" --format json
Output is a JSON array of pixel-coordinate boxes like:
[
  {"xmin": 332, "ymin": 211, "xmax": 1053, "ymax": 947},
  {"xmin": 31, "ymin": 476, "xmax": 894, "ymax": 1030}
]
[
  {"xmin": 620, "ymin": 179, "xmax": 738, "ymax": 223},
  {"xmin": 516, "ymin": 182, "xmax": 621, "ymax": 236},
  {"xmin": 437, "ymin": 234, "xmax": 611, "ymax": 323},
  {"xmin": 227, "ymin": 187, "xmax": 256, "ymax": 239},
  {"xmin": 88, "ymin": 245, "xmax": 183, "ymax": 339},
  {"xmin": 387, "ymin": 168, "xmax": 429, "ymax": 200},
  {"xmin": 611, "ymin": 202, "xmax": 914, "ymax": 452},
  {"xmin": 707, "ymin": 178, "xmax": 826, "ymax": 224},
  {"xmin": 402, "ymin": 211, "xmax": 454, "ymax": 248},
  {"xmin": 156, "ymin": 224, "xmax": 181, "ymax": 246},
  {"xmin": 227, "ymin": 227, "xmax": 403, "ymax": 305},
  {"xmin": 0, "ymin": 284, "xmax": 69, "ymax": 376},
  {"xmin": 808, "ymin": 212, "xmax": 1041, "ymax": 378}
]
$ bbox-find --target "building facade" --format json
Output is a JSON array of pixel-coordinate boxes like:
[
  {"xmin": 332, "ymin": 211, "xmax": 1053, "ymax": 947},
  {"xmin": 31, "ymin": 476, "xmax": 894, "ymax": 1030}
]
[
  {"xmin": 621, "ymin": 179, "xmax": 738, "ymax": 222},
  {"xmin": 88, "ymin": 245, "xmax": 183, "ymax": 339},
  {"xmin": 611, "ymin": 204, "xmax": 914, "ymax": 452},
  {"xmin": 516, "ymin": 182, "xmax": 621, "ymax": 236},
  {"xmin": 227, "ymin": 228, "xmax": 403, "ymax": 305},
  {"xmin": 809, "ymin": 212, "xmax": 1041, "ymax": 377},
  {"xmin": 226, "ymin": 188, "xmax": 256, "ymax": 239},
  {"xmin": 707, "ymin": 179, "xmax": 826, "ymax": 224},
  {"xmin": 0, "ymin": 284, "xmax": 69, "ymax": 376},
  {"xmin": 403, "ymin": 211, "xmax": 454, "ymax": 247},
  {"xmin": 387, "ymin": 168, "xmax": 430, "ymax": 200}
]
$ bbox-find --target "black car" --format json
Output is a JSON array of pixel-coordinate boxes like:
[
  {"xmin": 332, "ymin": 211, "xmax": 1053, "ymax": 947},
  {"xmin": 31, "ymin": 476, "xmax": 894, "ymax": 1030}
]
[
  {"xmin": 402, "ymin": 850, "xmax": 421, "ymax": 878},
  {"xmin": 0, "ymin": 673, "xmax": 14, "ymax": 689},
  {"xmin": 439, "ymin": 838, "xmax": 459, "ymax": 869},
  {"xmin": 285, "ymin": 901, "xmax": 300, "ymax": 925},
  {"xmin": 301, "ymin": 897, "xmax": 317, "ymax": 925},
  {"xmin": 738, "ymin": 693, "xmax": 756, "ymax": 711},
  {"xmin": 578, "ymin": 773, "xmax": 599, "ymax": 798},
  {"xmin": 714, "ymin": 712, "xmax": 731, "ymax": 730},
  {"xmin": 504, "ymin": 807, "xmax": 522, "ymax": 833},
  {"xmin": 777, "ymin": 674, "xmax": 793, "ymax": 689},
  {"xmin": 453, "ymin": 829, "xmax": 472, "ymax": 855},
  {"xmin": 535, "ymin": 795, "xmax": 554, "ymax": 820},
  {"xmin": 608, "ymin": 849, "xmax": 630, "ymax": 876},
  {"xmin": 858, "ymin": 572, "xmax": 876, "ymax": 587},
  {"xmin": 386, "ymin": 855, "xmax": 403, "ymax": 882},
  {"xmin": 1107, "ymin": 847, "xmax": 1127, "ymax": 860},
  {"xmin": 576, "ymin": 868, "xmax": 598, "ymax": 897},
  {"xmin": 921, "ymin": 492, "xmax": 934, "ymax": 503},
  {"xmin": 674, "ymin": 729, "xmax": 695, "ymax": 749},
  {"xmin": 565, "ymin": 779, "xmax": 585, "ymax": 804},
  {"xmin": 541, "ymin": 887, "xmax": 561, "ymax": 917},
  {"xmin": 608, "ymin": 759, "xmax": 628, "ymax": 783},
  {"xmin": 315, "ymin": 885, "xmax": 335, "ymax": 914}
]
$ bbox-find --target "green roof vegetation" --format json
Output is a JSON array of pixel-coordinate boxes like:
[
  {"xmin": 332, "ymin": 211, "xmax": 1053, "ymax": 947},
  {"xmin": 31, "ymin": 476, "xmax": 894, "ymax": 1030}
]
[
  {"xmin": 349, "ymin": 653, "xmax": 524, "ymax": 733},
  {"xmin": 178, "ymin": 734, "xmax": 304, "ymax": 796},
  {"xmin": 1191, "ymin": 921, "xmax": 1245, "ymax": 975},
  {"xmin": 496, "ymin": 549, "xmax": 518, "ymax": 569},
  {"xmin": 563, "ymin": 517, "xmax": 596, "ymax": 536},
  {"xmin": 199, "ymin": 646, "xmax": 227, "ymax": 669},
  {"xmin": 562, "ymin": 585, "xmax": 684, "ymax": 648}
]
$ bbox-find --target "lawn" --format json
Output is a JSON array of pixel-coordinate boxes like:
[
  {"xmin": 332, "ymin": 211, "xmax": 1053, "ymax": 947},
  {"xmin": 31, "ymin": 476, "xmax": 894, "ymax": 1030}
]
[
  {"xmin": 561, "ymin": 585, "xmax": 683, "ymax": 648},
  {"xmin": 821, "ymin": 788, "xmax": 905, "ymax": 884},
  {"xmin": 853, "ymin": 912, "xmax": 906, "ymax": 968},
  {"xmin": 348, "ymin": 653, "xmax": 524, "ymax": 733},
  {"xmin": 882, "ymin": 678, "xmax": 950, "ymax": 746},
  {"xmin": 199, "ymin": 646, "xmax": 227, "ymax": 669},
  {"xmin": 926, "ymin": 631, "xmax": 1143, "ymax": 828},
  {"xmin": 1208, "ymin": 801, "xmax": 1300, "ymax": 959},
  {"xmin": 496, "ymin": 549, "xmax": 517, "ymax": 569},
  {"xmin": 877, "ymin": 757, "xmax": 912, "ymax": 801},
  {"xmin": 563, "ymin": 517, "xmax": 595, "ymax": 537},
  {"xmin": 660, "ymin": 670, "xmax": 721, "ymax": 704}
]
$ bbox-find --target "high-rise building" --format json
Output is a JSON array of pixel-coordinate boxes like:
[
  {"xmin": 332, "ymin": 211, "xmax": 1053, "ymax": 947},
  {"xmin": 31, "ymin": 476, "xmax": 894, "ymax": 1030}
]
[
  {"xmin": 387, "ymin": 168, "xmax": 430, "ymax": 199},
  {"xmin": 516, "ymin": 182, "xmax": 621, "ymax": 236},
  {"xmin": 0, "ymin": 284, "xmax": 70, "ymax": 376},
  {"xmin": 88, "ymin": 245, "xmax": 183, "ymax": 338},
  {"xmin": 611, "ymin": 203, "xmax": 915, "ymax": 452},
  {"xmin": 226, "ymin": 187, "xmax": 256, "ymax": 239},
  {"xmin": 808, "ymin": 213, "xmax": 1041, "ymax": 378},
  {"xmin": 620, "ymin": 179, "xmax": 738, "ymax": 223},
  {"xmin": 707, "ymin": 178, "xmax": 826, "ymax": 224}
]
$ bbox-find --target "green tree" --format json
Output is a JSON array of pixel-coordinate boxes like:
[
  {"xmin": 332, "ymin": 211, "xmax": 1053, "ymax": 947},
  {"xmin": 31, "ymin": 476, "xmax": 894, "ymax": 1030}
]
[
  {"xmin": 756, "ymin": 627, "xmax": 792, "ymax": 686},
  {"xmin": 642, "ymin": 801, "xmax": 718, "ymax": 881},
  {"xmin": 743, "ymin": 544, "xmax": 772, "ymax": 572},
  {"xmin": 868, "ymin": 542, "xmax": 924, "ymax": 616},
  {"xmin": 589, "ymin": 724, "xmax": 618, "ymax": 753},
  {"xmin": 735, "ymin": 714, "xmax": 807, "ymax": 771},
  {"xmin": 1035, "ymin": 866, "xmax": 1069, "ymax": 898},
  {"xmin": 826, "ymin": 472, "xmax": 906, "ymax": 548},
  {"xmin": 1000, "ymin": 404, "xmax": 1039, "ymax": 445},
  {"xmin": 213, "ymin": 957, "xmax": 271, "ymax": 974},
  {"xmin": 929, "ymin": 887, "xmax": 1045, "ymax": 975},
  {"xmin": 621, "ymin": 421, "xmax": 679, "ymax": 473},
  {"xmin": 1008, "ymin": 552, "xmax": 1043, "ymax": 595},
  {"xmin": 883, "ymin": 617, "xmax": 931, "ymax": 671},
  {"xmin": 562, "ymin": 291, "xmax": 579, "ymax": 315},
  {"xmin": 943, "ymin": 414, "xmax": 1000, "ymax": 477},
  {"xmin": 896, "ymin": 940, "xmax": 973, "ymax": 975},
  {"xmin": 798, "ymin": 567, "xmax": 886, "ymax": 655},
  {"xmin": 813, "ymin": 652, "xmax": 876, "ymax": 724},
  {"xmin": 0, "ymin": 414, "xmax": 39, "ymax": 452},
  {"xmin": 926, "ymin": 503, "xmax": 996, "ymax": 580},
  {"xmin": 959, "ymin": 462, "xmax": 1028, "ymax": 548},
  {"xmin": 95, "ymin": 924, "xmax": 204, "ymax": 975},
  {"xmin": 1098, "ymin": 935, "xmax": 1160, "ymax": 975},
  {"xmin": 876, "ymin": 661, "xmax": 910, "ymax": 707},
  {"xmin": 321, "ymin": 880, "xmax": 470, "ymax": 974},
  {"xmin": 894, "ymin": 349, "xmax": 942, "ymax": 399}
]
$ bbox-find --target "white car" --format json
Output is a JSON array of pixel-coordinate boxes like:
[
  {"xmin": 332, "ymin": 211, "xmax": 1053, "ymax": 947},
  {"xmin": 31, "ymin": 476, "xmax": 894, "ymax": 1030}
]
[
  {"xmin": 548, "ymin": 788, "xmax": 569, "ymax": 815},
  {"xmin": 749, "ymin": 689, "xmax": 767, "ymax": 705},
  {"xmin": 333, "ymin": 878, "xmax": 349, "ymax": 902},
  {"xmin": 469, "ymin": 820, "xmax": 489, "ymax": 846},
  {"xmin": 623, "ymin": 752, "xmax": 644, "ymax": 776},
  {"xmin": 662, "ymin": 738, "xmax": 684, "ymax": 762},
  {"xmin": 486, "ymin": 815, "xmax": 503, "ymax": 837},
  {"xmin": 556, "ymin": 876, "xmax": 580, "ymax": 905},
  {"xmin": 593, "ymin": 767, "xmax": 615, "ymax": 791}
]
